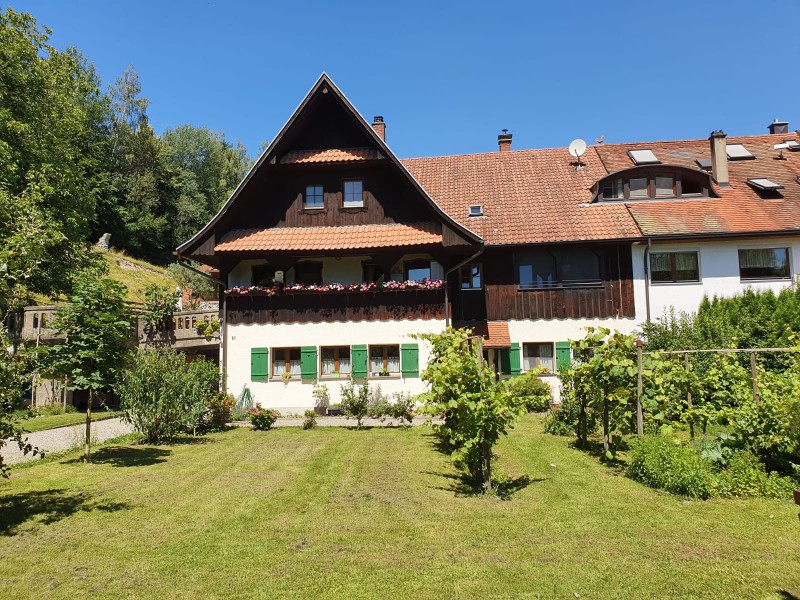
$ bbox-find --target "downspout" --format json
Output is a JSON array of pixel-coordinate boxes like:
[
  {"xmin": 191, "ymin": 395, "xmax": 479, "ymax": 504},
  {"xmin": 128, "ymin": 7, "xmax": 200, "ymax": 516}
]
[
  {"xmin": 443, "ymin": 242, "xmax": 485, "ymax": 327},
  {"xmin": 643, "ymin": 238, "xmax": 652, "ymax": 323}
]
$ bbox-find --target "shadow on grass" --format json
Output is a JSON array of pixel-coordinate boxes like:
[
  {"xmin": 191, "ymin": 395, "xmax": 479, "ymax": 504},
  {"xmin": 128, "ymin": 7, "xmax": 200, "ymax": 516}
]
[
  {"xmin": 424, "ymin": 470, "xmax": 544, "ymax": 500},
  {"xmin": 64, "ymin": 446, "xmax": 172, "ymax": 467},
  {"xmin": 0, "ymin": 489, "xmax": 129, "ymax": 536},
  {"xmin": 571, "ymin": 438, "xmax": 629, "ymax": 471},
  {"xmin": 778, "ymin": 591, "xmax": 800, "ymax": 600}
]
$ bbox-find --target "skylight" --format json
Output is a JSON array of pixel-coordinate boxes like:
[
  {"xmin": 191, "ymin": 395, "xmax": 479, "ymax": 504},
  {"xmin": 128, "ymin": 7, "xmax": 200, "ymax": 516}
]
[
  {"xmin": 726, "ymin": 144, "xmax": 755, "ymax": 160},
  {"xmin": 786, "ymin": 140, "xmax": 800, "ymax": 151},
  {"xmin": 628, "ymin": 149, "xmax": 660, "ymax": 165},
  {"xmin": 696, "ymin": 158, "xmax": 712, "ymax": 170},
  {"xmin": 468, "ymin": 205, "xmax": 484, "ymax": 217},
  {"xmin": 747, "ymin": 178, "xmax": 784, "ymax": 191}
]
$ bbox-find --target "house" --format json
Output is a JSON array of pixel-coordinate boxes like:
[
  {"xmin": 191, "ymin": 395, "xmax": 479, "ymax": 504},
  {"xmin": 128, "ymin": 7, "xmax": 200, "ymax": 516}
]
[{"xmin": 176, "ymin": 74, "xmax": 800, "ymax": 411}]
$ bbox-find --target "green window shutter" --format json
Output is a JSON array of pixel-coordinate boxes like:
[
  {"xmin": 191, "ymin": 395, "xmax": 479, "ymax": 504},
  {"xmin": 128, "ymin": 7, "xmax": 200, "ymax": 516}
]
[
  {"xmin": 401, "ymin": 343, "xmax": 419, "ymax": 378},
  {"xmin": 352, "ymin": 344, "xmax": 367, "ymax": 379},
  {"xmin": 499, "ymin": 349, "xmax": 511, "ymax": 375},
  {"xmin": 251, "ymin": 347, "xmax": 269, "ymax": 381},
  {"xmin": 509, "ymin": 343, "xmax": 521, "ymax": 375},
  {"xmin": 556, "ymin": 341, "xmax": 571, "ymax": 372},
  {"xmin": 301, "ymin": 346, "xmax": 317, "ymax": 381}
]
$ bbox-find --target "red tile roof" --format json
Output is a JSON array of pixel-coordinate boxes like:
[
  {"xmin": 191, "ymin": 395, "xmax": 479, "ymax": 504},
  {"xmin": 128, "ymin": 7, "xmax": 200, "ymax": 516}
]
[
  {"xmin": 402, "ymin": 131, "xmax": 800, "ymax": 243},
  {"xmin": 215, "ymin": 222, "xmax": 442, "ymax": 252},
  {"xmin": 281, "ymin": 147, "xmax": 383, "ymax": 165},
  {"xmin": 461, "ymin": 321, "xmax": 512, "ymax": 348}
]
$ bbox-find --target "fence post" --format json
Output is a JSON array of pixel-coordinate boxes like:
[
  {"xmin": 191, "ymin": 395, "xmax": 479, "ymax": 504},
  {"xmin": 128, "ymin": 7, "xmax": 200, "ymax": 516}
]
[
  {"xmin": 476, "ymin": 337, "xmax": 484, "ymax": 376},
  {"xmin": 636, "ymin": 339, "xmax": 643, "ymax": 435},
  {"xmin": 750, "ymin": 352, "xmax": 760, "ymax": 406},
  {"xmin": 685, "ymin": 352, "xmax": 694, "ymax": 441}
]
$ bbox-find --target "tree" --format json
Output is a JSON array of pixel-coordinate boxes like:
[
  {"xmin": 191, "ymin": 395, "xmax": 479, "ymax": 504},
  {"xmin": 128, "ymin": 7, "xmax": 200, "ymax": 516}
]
[
  {"xmin": 417, "ymin": 328, "xmax": 526, "ymax": 492},
  {"xmin": 38, "ymin": 270, "xmax": 133, "ymax": 462},
  {"xmin": 141, "ymin": 284, "xmax": 177, "ymax": 346},
  {"xmin": 167, "ymin": 262, "xmax": 217, "ymax": 308},
  {"xmin": 0, "ymin": 9, "xmax": 108, "ymax": 314}
]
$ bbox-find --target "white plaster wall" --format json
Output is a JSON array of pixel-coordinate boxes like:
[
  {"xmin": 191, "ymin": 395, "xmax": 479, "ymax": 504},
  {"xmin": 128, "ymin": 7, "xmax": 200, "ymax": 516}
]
[
  {"xmin": 225, "ymin": 319, "xmax": 444, "ymax": 412},
  {"xmin": 632, "ymin": 237, "xmax": 800, "ymax": 323}
]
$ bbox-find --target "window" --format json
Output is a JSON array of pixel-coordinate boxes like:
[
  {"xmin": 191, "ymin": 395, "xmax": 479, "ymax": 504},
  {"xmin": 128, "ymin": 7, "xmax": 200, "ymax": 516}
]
[
  {"xmin": 362, "ymin": 262, "xmax": 384, "ymax": 283},
  {"xmin": 468, "ymin": 205, "xmax": 484, "ymax": 217},
  {"xmin": 321, "ymin": 346, "xmax": 350, "ymax": 376},
  {"xmin": 404, "ymin": 260, "xmax": 431, "ymax": 282},
  {"xmin": 629, "ymin": 177, "xmax": 649, "ymax": 199},
  {"xmin": 369, "ymin": 345, "xmax": 400, "ymax": 375},
  {"xmin": 518, "ymin": 252, "xmax": 556, "ymax": 289},
  {"xmin": 738, "ymin": 248, "xmax": 790, "ymax": 280},
  {"xmin": 459, "ymin": 264, "xmax": 482, "ymax": 289},
  {"xmin": 602, "ymin": 179, "xmax": 623, "ymax": 199},
  {"xmin": 251, "ymin": 264, "xmax": 276, "ymax": 286},
  {"xmin": 523, "ymin": 343, "xmax": 554, "ymax": 373},
  {"xmin": 726, "ymin": 144, "xmax": 755, "ymax": 160},
  {"xmin": 518, "ymin": 249, "xmax": 600, "ymax": 289},
  {"xmin": 273, "ymin": 348, "xmax": 301, "ymax": 377},
  {"xmin": 304, "ymin": 185, "xmax": 324, "ymax": 209},
  {"xmin": 655, "ymin": 176, "xmax": 674, "ymax": 197},
  {"xmin": 558, "ymin": 249, "xmax": 600, "ymax": 286},
  {"xmin": 628, "ymin": 149, "xmax": 660, "ymax": 165},
  {"xmin": 650, "ymin": 252, "xmax": 700, "ymax": 283},
  {"xmin": 681, "ymin": 178, "xmax": 703, "ymax": 196},
  {"xmin": 294, "ymin": 262, "xmax": 322, "ymax": 285},
  {"xmin": 343, "ymin": 180, "xmax": 364, "ymax": 207}
]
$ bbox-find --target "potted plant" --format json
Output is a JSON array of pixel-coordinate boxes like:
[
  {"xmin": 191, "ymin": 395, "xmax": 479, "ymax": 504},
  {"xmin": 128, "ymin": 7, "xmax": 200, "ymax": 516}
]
[{"xmin": 379, "ymin": 368, "xmax": 390, "ymax": 377}]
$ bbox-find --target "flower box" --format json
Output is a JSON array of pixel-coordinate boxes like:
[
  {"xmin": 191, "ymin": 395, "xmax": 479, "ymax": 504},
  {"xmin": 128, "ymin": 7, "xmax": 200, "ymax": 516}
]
[{"xmin": 225, "ymin": 279, "xmax": 445, "ymax": 297}]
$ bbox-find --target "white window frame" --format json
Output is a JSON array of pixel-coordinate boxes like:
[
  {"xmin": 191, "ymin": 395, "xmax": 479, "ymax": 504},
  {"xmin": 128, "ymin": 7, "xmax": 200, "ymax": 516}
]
[{"xmin": 343, "ymin": 180, "xmax": 364, "ymax": 208}]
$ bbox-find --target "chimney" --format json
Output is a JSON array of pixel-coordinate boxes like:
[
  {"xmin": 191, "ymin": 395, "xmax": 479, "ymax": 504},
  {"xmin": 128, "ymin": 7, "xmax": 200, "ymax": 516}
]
[
  {"xmin": 372, "ymin": 116, "xmax": 386, "ymax": 141},
  {"xmin": 709, "ymin": 130, "xmax": 729, "ymax": 188},
  {"xmin": 768, "ymin": 119, "xmax": 789, "ymax": 135},
  {"xmin": 498, "ymin": 129, "xmax": 512, "ymax": 152}
]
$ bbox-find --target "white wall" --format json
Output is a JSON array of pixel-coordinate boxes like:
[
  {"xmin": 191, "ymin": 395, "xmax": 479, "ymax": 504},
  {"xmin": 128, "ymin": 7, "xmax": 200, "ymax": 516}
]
[
  {"xmin": 632, "ymin": 237, "xmax": 800, "ymax": 322},
  {"xmin": 225, "ymin": 318, "xmax": 444, "ymax": 412}
]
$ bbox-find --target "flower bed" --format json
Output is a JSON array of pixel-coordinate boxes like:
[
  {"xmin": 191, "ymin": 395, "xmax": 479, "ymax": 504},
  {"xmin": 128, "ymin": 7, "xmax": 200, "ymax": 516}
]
[{"xmin": 225, "ymin": 279, "xmax": 445, "ymax": 296}]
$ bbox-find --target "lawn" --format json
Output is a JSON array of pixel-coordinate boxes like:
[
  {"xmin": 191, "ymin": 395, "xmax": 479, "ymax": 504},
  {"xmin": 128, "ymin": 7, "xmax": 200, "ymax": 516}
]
[
  {"xmin": 17, "ymin": 410, "xmax": 121, "ymax": 433},
  {"xmin": 1, "ymin": 416, "xmax": 798, "ymax": 599}
]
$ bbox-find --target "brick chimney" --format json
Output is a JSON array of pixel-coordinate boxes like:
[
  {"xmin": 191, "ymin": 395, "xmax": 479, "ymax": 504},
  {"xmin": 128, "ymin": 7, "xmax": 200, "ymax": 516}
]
[
  {"xmin": 498, "ymin": 130, "xmax": 512, "ymax": 152},
  {"xmin": 709, "ymin": 130, "xmax": 729, "ymax": 188},
  {"xmin": 768, "ymin": 119, "xmax": 789, "ymax": 135},
  {"xmin": 372, "ymin": 116, "xmax": 386, "ymax": 141}
]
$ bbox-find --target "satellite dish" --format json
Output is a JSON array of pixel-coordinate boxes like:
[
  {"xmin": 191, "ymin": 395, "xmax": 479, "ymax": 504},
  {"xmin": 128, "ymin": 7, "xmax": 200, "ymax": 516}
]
[{"xmin": 568, "ymin": 139, "xmax": 587, "ymax": 158}]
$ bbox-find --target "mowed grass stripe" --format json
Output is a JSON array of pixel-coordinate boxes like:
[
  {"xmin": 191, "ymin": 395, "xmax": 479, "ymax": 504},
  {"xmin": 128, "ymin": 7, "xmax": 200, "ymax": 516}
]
[{"xmin": 0, "ymin": 417, "xmax": 798, "ymax": 599}]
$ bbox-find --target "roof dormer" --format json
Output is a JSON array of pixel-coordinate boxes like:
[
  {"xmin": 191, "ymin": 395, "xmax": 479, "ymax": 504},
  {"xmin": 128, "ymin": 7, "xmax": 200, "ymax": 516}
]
[{"xmin": 592, "ymin": 165, "xmax": 717, "ymax": 203}]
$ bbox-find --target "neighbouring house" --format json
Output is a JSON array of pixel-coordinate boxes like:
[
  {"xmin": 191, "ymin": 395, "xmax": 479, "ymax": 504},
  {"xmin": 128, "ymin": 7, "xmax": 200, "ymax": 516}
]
[{"xmin": 176, "ymin": 74, "xmax": 800, "ymax": 410}]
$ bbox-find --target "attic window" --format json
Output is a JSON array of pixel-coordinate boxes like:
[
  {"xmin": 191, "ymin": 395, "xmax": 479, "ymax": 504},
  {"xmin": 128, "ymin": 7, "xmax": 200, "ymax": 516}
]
[
  {"xmin": 747, "ymin": 178, "xmax": 784, "ymax": 192},
  {"xmin": 695, "ymin": 158, "xmax": 712, "ymax": 170},
  {"xmin": 468, "ymin": 205, "xmax": 484, "ymax": 217},
  {"xmin": 628, "ymin": 149, "xmax": 660, "ymax": 165},
  {"xmin": 726, "ymin": 144, "xmax": 755, "ymax": 160}
]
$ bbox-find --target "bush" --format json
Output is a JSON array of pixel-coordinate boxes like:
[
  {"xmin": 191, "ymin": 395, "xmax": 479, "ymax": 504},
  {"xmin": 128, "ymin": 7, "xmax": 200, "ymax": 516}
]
[
  {"xmin": 340, "ymin": 378, "xmax": 370, "ymax": 429},
  {"xmin": 627, "ymin": 434, "xmax": 716, "ymax": 499},
  {"xmin": 117, "ymin": 349, "xmax": 220, "ymax": 443},
  {"xmin": 387, "ymin": 393, "xmax": 416, "ymax": 425},
  {"xmin": 250, "ymin": 405, "xmax": 280, "ymax": 431},
  {"xmin": 716, "ymin": 451, "xmax": 797, "ymax": 499},
  {"xmin": 232, "ymin": 386, "xmax": 254, "ymax": 421},
  {"xmin": 312, "ymin": 384, "xmax": 330, "ymax": 414},
  {"xmin": 302, "ymin": 409, "xmax": 317, "ymax": 430},
  {"xmin": 207, "ymin": 392, "xmax": 234, "ymax": 430},
  {"xmin": 543, "ymin": 395, "xmax": 598, "ymax": 438},
  {"xmin": 504, "ymin": 369, "xmax": 552, "ymax": 412}
]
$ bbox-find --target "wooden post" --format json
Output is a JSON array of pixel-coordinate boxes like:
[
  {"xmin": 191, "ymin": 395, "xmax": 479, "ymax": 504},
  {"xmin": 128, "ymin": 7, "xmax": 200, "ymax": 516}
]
[
  {"xmin": 636, "ymin": 339, "xmax": 643, "ymax": 435},
  {"xmin": 750, "ymin": 352, "xmax": 760, "ymax": 406},
  {"xmin": 685, "ymin": 352, "xmax": 694, "ymax": 441},
  {"xmin": 476, "ymin": 337, "xmax": 484, "ymax": 376}
]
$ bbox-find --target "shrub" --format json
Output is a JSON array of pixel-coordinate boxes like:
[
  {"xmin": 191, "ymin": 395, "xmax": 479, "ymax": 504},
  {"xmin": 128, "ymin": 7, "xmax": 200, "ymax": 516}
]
[
  {"xmin": 627, "ymin": 434, "xmax": 716, "ymax": 499},
  {"xmin": 340, "ymin": 378, "xmax": 370, "ymax": 429},
  {"xmin": 367, "ymin": 384, "xmax": 391, "ymax": 420},
  {"xmin": 543, "ymin": 395, "xmax": 598, "ymax": 438},
  {"xmin": 387, "ymin": 392, "xmax": 416, "ymax": 425},
  {"xmin": 250, "ymin": 405, "xmax": 280, "ymax": 431},
  {"xmin": 312, "ymin": 384, "xmax": 330, "ymax": 414},
  {"xmin": 232, "ymin": 386, "xmax": 254, "ymax": 421},
  {"xmin": 716, "ymin": 451, "xmax": 797, "ymax": 499},
  {"xmin": 302, "ymin": 409, "xmax": 317, "ymax": 430},
  {"xmin": 504, "ymin": 368, "xmax": 553, "ymax": 413},
  {"xmin": 117, "ymin": 349, "xmax": 220, "ymax": 443},
  {"xmin": 207, "ymin": 392, "xmax": 234, "ymax": 430}
]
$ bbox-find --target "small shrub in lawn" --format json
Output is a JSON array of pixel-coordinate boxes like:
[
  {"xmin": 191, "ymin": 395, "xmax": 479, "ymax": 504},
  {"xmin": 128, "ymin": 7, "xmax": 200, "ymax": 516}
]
[
  {"xmin": 340, "ymin": 378, "xmax": 370, "ymax": 429},
  {"xmin": 627, "ymin": 434, "xmax": 716, "ymax": 499},
  {"xmin": 543, "ymin": 395, "xmax": 598, "ymax": 438},
  {"xmin": 504, "ymin": 368, "xmax": 553, "ymax": 413},
  {"xmin": 367, "ymin": 384, "xmax": 391, "ymax": 420},
  {"xmin": 302, "ymin": 410, "xmax": 317, "ymax": 430},
  {"xmin": 249, "ymin": 405, "xmax": 280, "ymax": 431},
  {"xmin": 716, "ymin": 450, "xmax": 797, "ymax": 499},
  {"xmin": 207, "ymin": 392, "xmax": 234, "ymax": 430},
  {"xmin": 387, "ymin": 392, "xmax": 416, "ymax": 425}
]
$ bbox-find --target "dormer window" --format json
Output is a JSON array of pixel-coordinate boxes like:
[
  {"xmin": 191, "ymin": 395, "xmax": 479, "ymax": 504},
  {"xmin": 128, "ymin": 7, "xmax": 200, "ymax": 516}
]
[
  {"xmin": 594, "ymin": 166, "xmax": 714, "ymax": 202},
  {"xmin": 304, "ymin": 185, "xmax": 324, "ymax": 209},
  {"xmin": 602, "ymin": 179, "xmax": 623, "ymax": 200},
  {"xmin": 628, "ymin": 149, "xmax": 660, "ymax": 165},
  {"xmin": 726, "ymin": 144, "xmax": 755, "ymax": 160},
  {"xmin": 343, "ymin": 180, "xmax": 364, "ymax": 207},
  {"xmin": 468, "ymin": 205, "xmax": 484, "ymax": 217}
]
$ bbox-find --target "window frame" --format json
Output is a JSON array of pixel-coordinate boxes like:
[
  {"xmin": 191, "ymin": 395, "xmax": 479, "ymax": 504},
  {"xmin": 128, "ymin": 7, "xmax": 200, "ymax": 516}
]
[
  {"xmin": 293, "ymin": 261, "xmax": 323, "ymax": 285},
  {"xmin": 649, "ymin": 251, "xmax": 701, "ymax": 284},
  {"xmin": 517, "ymin": 249, "xmax": 602, "ymax": 290},
  {"xmin": 459, "ymin": 264, "xmax": 482, "ymax": 290},
  {"xmin": 404, "ymin": 259, "xmax": 432, "ymax": 282},
  {"xmin": 368, "ymin": 344, "xmax": 401, "ymax": 377},
  {"xmin": 522, "ymin": 342, "xmax": 555, "ymax": 374},
  {"xmin": 304, "ymin": 185, "xmax": 324, "ymax": 209},
  {"xmin": 738, "ymin": 247, "xmax": 791, "ymax": 281},
  {"xmin": 320, "ymin": 346, "xmax": 351, "ymax": 378},
  {"xmin": 272, "ymin": 347, "xmax": 302, "ymax": 378},
  {"xmin": 342, "ymin": 179, "xmax": 364, "ymax": 208}
]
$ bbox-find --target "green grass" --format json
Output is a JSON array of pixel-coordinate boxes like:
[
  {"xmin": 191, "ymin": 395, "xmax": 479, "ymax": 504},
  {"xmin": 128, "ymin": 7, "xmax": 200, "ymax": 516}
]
[
  {"xmin": 1, "ymin": 416, "xmax": 798, "ymax": 599},
  {"xmin": 17, "ymin": 410, "xmax": 121, "ymax": 433}
]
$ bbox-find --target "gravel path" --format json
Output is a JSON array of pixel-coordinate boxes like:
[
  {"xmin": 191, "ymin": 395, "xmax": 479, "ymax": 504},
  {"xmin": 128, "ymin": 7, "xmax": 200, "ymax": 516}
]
[
  {"xmin": 232, "ymin": 416, "xmax": 437, "ymax": 428},
  {"xmin": 2, "ymin": 417, "xmax": 133, "ymax": 466}
]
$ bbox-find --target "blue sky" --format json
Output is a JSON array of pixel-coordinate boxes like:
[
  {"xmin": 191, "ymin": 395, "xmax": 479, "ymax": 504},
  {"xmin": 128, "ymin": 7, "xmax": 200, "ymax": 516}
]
[{"xmin": 9, "ymin": 0, "xmax": 800, "ymax": 159}]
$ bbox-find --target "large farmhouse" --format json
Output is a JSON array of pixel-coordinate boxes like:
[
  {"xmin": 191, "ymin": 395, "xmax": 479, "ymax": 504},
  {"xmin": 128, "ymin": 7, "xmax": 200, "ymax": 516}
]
[{"xmin": 176, "ymin": 74, "xmax": 800, "ymax": 410}]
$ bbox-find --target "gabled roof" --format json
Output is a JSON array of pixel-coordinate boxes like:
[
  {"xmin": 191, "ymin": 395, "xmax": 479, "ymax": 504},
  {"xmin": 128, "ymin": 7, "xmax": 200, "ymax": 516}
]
[
  {"xmin": 176, "ymin": 74, "xmax": 481, "ymax": 258},
  {"xmin": 215, "ymin": 223, "xmax": 442, "ymax": 252}
]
